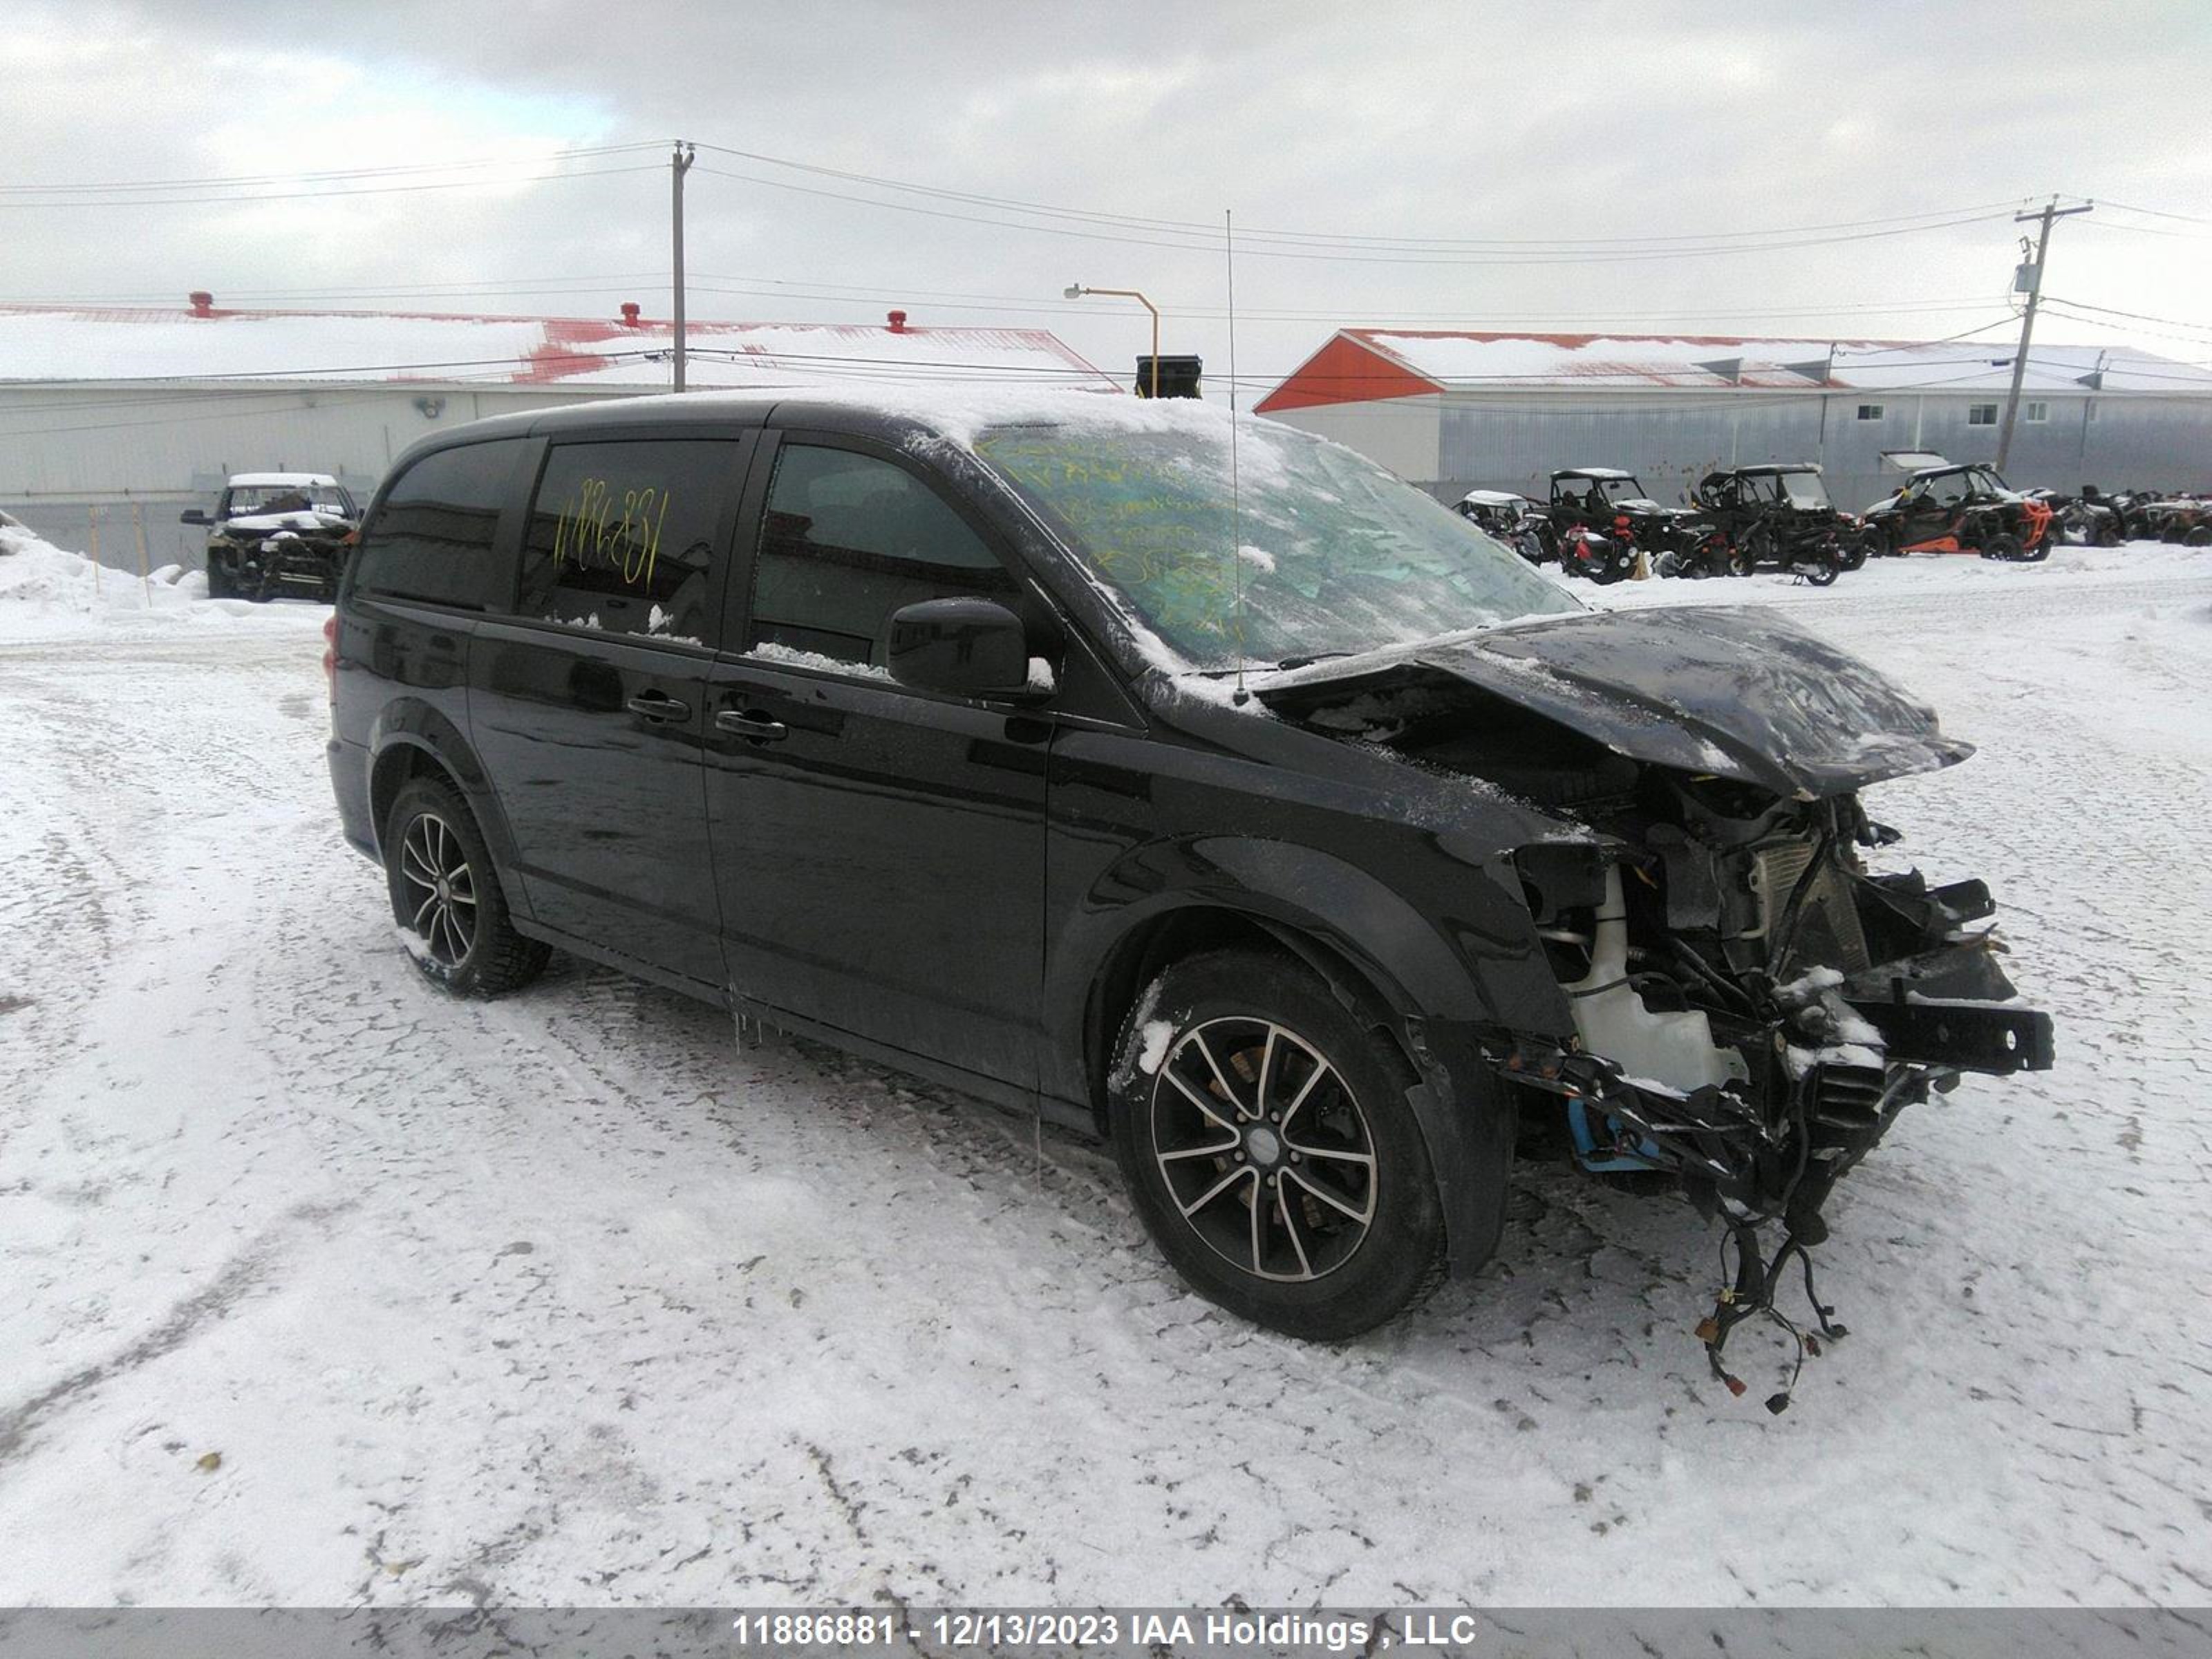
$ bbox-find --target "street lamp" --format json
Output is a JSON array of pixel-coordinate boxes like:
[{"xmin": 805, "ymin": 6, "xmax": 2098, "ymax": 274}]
[{"xmin": 1065, "ymin": 283, "xmax": 1161, "ymax": 398}]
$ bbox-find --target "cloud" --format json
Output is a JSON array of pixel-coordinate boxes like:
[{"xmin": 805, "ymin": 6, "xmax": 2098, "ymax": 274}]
[{"xmin": 6, "ymin": 0, "xmax": 2210, "ymax": 386}]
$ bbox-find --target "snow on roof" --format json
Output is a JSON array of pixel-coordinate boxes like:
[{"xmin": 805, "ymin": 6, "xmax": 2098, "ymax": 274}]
[
  {"xmin": 1262, "ymin": 328, "xmax": 2212, "ymax": 407},
  {"xmin": 0, "ymin": 302, "xmax": 1117, "ymax": 392},
  {"xmin": 229, "ymin": 471, "xmax": 336, "ymax": 487}
]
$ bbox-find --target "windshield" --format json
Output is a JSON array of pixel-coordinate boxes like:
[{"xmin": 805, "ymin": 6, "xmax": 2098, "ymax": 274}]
[
  {"xmin": 1777, "ymin": 471, "xmax": 1833, "ymax": 509},
  {"xmin": 977, "ymin": 420, "xmax": 1578, "ymax": 668},
  {"xmin": 226, "ymin": 483, "xmax": 347, "ymax": 516},
  {"xmin": 1554, "ymin": 474, "xmax": 1644, "ymax": 508}
]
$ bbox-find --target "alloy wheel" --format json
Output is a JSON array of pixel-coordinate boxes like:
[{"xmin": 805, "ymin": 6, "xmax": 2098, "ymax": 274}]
[
  {"xmin": 397, "ymin": 811, "xmax": 478, "ymax": 966},
  {"xmin": 1149, "ymin": 1017, "xmax": 1377, "ymax": 1283}
]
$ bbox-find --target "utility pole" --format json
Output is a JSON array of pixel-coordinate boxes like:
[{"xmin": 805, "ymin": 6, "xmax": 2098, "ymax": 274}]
[
  {"xmin": 671, "ymin": 139, "xmax": 696, "ymax": 392},
  {"xmin": 1996, "ymin": 196, "xmax": 2090, "ymax": 473}
]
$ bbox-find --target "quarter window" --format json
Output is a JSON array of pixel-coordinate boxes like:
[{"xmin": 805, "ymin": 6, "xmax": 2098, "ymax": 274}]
[
  {"xmin": 353, "ymin": 439, "xmax": 523, "ymax": 608},
  {"xmin": 1855, "ymin": 404, "xmax": 1884, "ymax": 422},
  {"xmin": 747, "ymin": 444, "xmax": 1013, "ymax": 669},
  {"xmin": 1967, "ymin": 403, "xmax": 1999, "ymax": 427},
  {"xmin": 518, "ymin": 440, "xmax": 740, "ymax": 646}
]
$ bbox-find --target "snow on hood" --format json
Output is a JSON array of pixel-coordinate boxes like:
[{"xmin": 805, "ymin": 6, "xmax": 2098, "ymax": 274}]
[{"xmin": 1255, "ymin": 605, "xmax": 1972, "ymax": 798}]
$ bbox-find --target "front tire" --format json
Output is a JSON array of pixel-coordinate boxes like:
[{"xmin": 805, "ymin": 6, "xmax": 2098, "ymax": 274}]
[
  {"xmin": 384, "ymin": 777, "xmax": 550, "ymax": 996},
  {"xmin": 1108, "ymin": 950, "xmax": 1448, "ymax": 1340}
]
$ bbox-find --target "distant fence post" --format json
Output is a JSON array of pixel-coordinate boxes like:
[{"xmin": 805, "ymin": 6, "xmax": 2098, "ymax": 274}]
[
  {"xmin": 88, "ymin": 505, "xmax": 104, "ymax": 598},
  {"xmin": 133, "ymin": 501, "xmax": 151, "ymax": 606}
]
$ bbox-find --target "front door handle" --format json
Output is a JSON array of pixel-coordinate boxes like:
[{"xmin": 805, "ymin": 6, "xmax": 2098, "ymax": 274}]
[
  {"xmin": 715, "ymin": 708, "xmax": 789, "ymax": 743},
  {"xmin": 626, "ymin": 691, "xmax": 692, "ymax": 723}
]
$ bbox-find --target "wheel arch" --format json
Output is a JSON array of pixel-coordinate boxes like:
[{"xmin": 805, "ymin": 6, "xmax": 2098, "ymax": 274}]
[
  {"xmin": 1065, "ymin": 838, "xmax": 1540, "ymax": 1278},
  {"xmin": 364, "ymin": 703, "xmax": 525, "ymax": 891}
]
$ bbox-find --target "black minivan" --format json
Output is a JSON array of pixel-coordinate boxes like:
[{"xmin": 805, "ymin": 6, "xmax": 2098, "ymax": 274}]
[{"xmin": 328, "ymin": 389, "xmax": 2049, "ymax": 1347}]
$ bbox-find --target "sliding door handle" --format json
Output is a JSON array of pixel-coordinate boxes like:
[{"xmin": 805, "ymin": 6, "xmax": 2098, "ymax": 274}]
[{"xmin": 626, "ymin": 691, "xmax": 692, "ymax": 722}]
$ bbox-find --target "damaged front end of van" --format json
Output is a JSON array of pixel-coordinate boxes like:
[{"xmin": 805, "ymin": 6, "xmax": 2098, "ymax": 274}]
[{"xmin": 1258, "ymin": 604, "xmax": 2054, "ymax": 1397}]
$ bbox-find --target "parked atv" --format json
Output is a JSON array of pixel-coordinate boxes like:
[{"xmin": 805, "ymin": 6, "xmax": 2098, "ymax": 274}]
[
  {"xmin": 2029, "ymin": 486, "xmax": 2123, "ymax": 548},
  {"xmin": 1861, "ymin": 463, "xmax": 2055, "ymax": 562},
  {"xmin": 1690, "ymin": 465, "xmax": 1853, "ymax": 585},
  {"xmin": 1648, "ymin": 514, "xmax": 1732, "ymax": 579},
  {"xmin": 1555, "ymin": 521, "xmax": 1639, "ymax": 583},
  {"xmin": 2141, "ymin": 494, "xmax": 2212, "ymax": 545},
  {"xmin": 183, "ymin": 472, "xmax": 359, "ymax": 601}
]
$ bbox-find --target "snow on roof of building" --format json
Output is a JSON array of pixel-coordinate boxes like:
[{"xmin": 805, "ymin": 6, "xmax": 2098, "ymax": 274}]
[
  {"xmin": 1255, "ymin": 328, "xmax": 2212, "ymax": 413},
  {"xmin": 0, "ymin": 301, "xmax": 1117, "ymax": 392}
]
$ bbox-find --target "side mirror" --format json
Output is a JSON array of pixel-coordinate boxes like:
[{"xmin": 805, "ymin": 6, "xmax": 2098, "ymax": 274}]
[
  {"xmin": 886, "ymin": 597, "xmax": 1037, "ymax": 699},
  {"xmin": 180, "ymin": 509, "xmax": 212, "ymax": 525}
]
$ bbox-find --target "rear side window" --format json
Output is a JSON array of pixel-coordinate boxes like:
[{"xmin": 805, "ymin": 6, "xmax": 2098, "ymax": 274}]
[
  {"xmin": 518, "ymin": 440, "xmax": 741, "ymax": 646},
  {"xmin": 353, "ymin": 440, "xmax": 522, "ymax": 608},
  {"xmin": 748, "ymin": 444, "xmax": 1011, "ymax": 668}
]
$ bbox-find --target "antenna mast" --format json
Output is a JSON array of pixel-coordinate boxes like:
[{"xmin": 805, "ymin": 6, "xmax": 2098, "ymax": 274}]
[{"xmin": 1227, "ymin": 207, "xmax": 1248, "ymax": 705}]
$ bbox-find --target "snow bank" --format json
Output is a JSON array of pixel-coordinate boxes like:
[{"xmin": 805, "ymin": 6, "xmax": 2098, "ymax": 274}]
[{"xmin": 0, "ymin": 524, "xmax": 310, "ymax": 641}]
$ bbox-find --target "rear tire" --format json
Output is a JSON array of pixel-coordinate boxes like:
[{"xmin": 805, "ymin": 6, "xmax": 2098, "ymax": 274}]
[
  {"xmin": 1980, "ymin": 532, "xmax": 2023, "ymax": 562},
  {"xmin": 1799, "ymin": 547, "xmax": 1841, "ymax": 586},
  {"xmin": 1108, "ymin": 950, "xmax": 1448, "ymax": 1340},
  {"xmin": 2185, "ymin": 526, "xmax": 2212, "ymax": 547},
  {"xmin": 384, "ymin": 776, "xmax": 550, "ymax": 997}
]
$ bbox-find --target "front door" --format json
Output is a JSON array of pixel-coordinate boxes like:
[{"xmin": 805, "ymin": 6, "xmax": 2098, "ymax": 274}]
[
  {"xmin": 703, "ymin": 436, "xmax": 1051, "ymax": 1089},
  {"xmin": 469, "ymin": 435, "xmax": 751, "ymax": 989}
]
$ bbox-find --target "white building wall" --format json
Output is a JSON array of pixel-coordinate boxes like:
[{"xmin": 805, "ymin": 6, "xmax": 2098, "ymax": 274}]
[
  {"xmin": 1263, "ymin": 395, "xmax": 1444, "ymax": 487},
  {"xmin": 1266, "ymin": 387, "xmax": 2212, "ymax": 514},
  {"xmin": 0, "ymin": 382, "xmax": 635, "ymax": 568}
]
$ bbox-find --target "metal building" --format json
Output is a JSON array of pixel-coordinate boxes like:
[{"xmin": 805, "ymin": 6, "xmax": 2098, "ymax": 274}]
[
  {"xmin": 1255, "ymin": 330, "xmax": 2212, "ymax": 512},
  {"xmin": 0, "ymin": 297, "xmax": 1115, "ymax": 568}
]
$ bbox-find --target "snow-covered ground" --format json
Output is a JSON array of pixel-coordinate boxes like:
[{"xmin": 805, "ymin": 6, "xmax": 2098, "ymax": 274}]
[{"xmin": 3, "ymin": 529, "xmax": 2209, "ymax": 1608}]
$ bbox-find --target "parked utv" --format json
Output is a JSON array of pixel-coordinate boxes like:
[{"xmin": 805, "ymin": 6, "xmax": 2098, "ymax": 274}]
[
  {"xmin": 185, "ymin": 472, "xmax": 359, "ymax": 601},
  {"xmin": 1544, "ymin": 467, "xmax": 1686, "ymax": 583},
  {"xmin": 1454, "ymin": 489, "xmax": 1549, "ymax": 564},
  {"xmin": 327, "ymin": 391, "xmax": 2050, "ymax": 1384},
  {"xmin": 1689, "ymin": 464, "xmax": 1858, "ymax": 585},
  {"xmin": 1861, "ymin": 463, "xmax": 2055, "ymax": 561}
]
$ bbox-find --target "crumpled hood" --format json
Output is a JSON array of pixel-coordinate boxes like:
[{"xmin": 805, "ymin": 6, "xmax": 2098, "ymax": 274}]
[{"xmin": 1255, "ymin": 606, "xmax": 1973, "ymax": 799}]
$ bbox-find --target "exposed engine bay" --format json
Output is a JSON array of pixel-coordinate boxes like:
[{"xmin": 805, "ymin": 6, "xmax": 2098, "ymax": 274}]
[{"xmin": 1258, "ymin": 604, "xmax": 2055, "ymax": 1403}]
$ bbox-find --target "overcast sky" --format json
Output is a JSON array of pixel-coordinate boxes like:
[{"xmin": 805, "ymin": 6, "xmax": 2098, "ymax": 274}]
[{"xmin": 10, "ymin": 0, "xmax": 2211, "ymax": 392}]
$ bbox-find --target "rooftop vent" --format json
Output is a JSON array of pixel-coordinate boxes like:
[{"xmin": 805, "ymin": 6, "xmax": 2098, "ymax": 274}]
[
  {"xmin": 887, "ymin": 310, "xmax": 908, "ymax": 333},
  {"xmin": 189, "ymin": 291, "xmax": 214, "ymax": 317},
  {"xmin": 619, "ymin": 301, "xmax": 641, "ymax": 327}
]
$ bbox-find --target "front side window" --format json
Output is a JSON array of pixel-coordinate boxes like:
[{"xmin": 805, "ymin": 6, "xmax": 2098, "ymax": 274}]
[
  {"xmin": 978, "ymin": 415, "xmax": 1577, "ymax": 670},
  {"xmin": 747, "ymin": 444, "xmax": 1013, "ymax": 669},
  {"xmin": 518, "ymin": 440, "xmax": 740, "ymax": 646},
  {"xmin": 353, "ymin": 439, "xmax": 524, "ymax": 608},
  {"xmin": 1967, "ymin": 403, "xmax": 1999, "ymax": 427}
]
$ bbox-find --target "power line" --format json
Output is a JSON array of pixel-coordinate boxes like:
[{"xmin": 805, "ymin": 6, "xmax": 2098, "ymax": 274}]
[
  {"xmin": 688, "ymin": 143, "xmax": 2030, "ymax": 252},
  {"xmin": 2038, "ymin": 294, "xmax": 2212, "ymax": 336},
  {"xmin": 0, "ymin": 143, "xmax": 666, "ymax": 197},
  {"xmin": 690, "ymin": 163, "xmax": 2021, "ymax": 266},
  {"xmin": 0, "ymin": 165, "xmax": 663, "ymax": 210}
]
